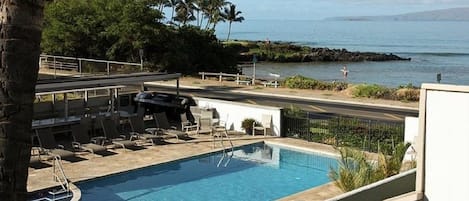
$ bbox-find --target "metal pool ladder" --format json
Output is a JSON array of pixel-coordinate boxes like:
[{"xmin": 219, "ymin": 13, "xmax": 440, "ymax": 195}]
[
  {"xmin": 213, "ymin": 125, "xmax": 234, "ymax": 167},
  {"xmin": 32, "ymin": 156, "xmax": 72, "ymax": 201}
]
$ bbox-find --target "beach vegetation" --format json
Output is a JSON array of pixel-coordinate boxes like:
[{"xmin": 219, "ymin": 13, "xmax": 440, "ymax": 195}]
[
  {"xmin": 284, "ymin": 75, "xmax": 348, "ymax": 91},
  {"xmin": 352, "ymin": 84, "xmax": 392, "ymax": 99}
]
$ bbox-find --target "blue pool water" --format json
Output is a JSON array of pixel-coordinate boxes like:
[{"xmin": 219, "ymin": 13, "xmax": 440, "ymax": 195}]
[{"xmin": 78, "ymin": 143, "xmax": 338, "ymax": 201}]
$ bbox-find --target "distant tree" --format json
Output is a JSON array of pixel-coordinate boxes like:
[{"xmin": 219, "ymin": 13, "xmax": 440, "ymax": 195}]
[
  {"xmin": 42, "ymin": 0, "xmax": 240, "ymax": 75},
  {"xmin": 0, "ymin": 0, "xmax": 44, "ymax": 200},
  {"xmin": 42, "ymin": 0, "xmax": 163, "ymax": 61},
  {"xmin": 220, "ymin": 3, "xmax": 244, "ymax": 41}
]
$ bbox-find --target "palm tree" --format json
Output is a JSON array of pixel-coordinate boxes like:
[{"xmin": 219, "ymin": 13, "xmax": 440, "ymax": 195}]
[
  {"xmin": 165, "ymin": 0, "xmax": 180, "ymax": 23},
  {"xmin": 203, "ymin": 0, "xmax": 228, "ymax": 30},
  {"xmin": 174, "ymin": 0, "xmax": 196, "ymax": 25},
  {"xmin": 220, "ymin": 3, "xmax": 244, "ymax": 41},
  {"xmin": 0, "ymin": 0, "xmax": 44, "ymax": 200}
]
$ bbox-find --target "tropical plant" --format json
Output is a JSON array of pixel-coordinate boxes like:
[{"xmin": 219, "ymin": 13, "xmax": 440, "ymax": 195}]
[
  {"xmin": 220, "ymin": 3, "xmax": 244, "ymax": 41},
  {"xmin": 0, "ymin": 0, "xmax": 44, "ymax": 200},
  {"xmin": 329, "ymin": 142, "xmax": 411, "ymax": 192},
  {"xmin": 241, "ymin": 118, "xmax": 257, "ymax": 134}
]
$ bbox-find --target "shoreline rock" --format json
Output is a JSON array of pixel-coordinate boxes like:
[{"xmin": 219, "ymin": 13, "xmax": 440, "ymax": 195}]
[{"xmin": 230, "ymin": 41, "xmax": 411, "ymax": 63}]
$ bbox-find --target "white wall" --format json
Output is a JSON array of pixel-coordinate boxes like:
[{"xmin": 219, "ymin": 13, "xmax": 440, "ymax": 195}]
[
  {"xmin": 404, "ymin": 117, "xmax": 418, "ymax": 144},
  {"xmin": 194, "ymin": 97, "xmax": 282, "ymax": 136},
  {"xmin": 403, "ymin": 117, "xmax": 419, "ymax": 162},
  {"xmin": 416, "ymin": 84, "xmax": 469, "ymax": 201},
  {"xmin": 422, "ymin": 89, "xmax": 469, "ymax": 201}
]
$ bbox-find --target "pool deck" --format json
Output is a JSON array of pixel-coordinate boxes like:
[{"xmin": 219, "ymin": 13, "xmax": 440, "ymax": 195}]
[{"xmin": 28, "ymin": 136, "xmax": 344, "ymax": 200}]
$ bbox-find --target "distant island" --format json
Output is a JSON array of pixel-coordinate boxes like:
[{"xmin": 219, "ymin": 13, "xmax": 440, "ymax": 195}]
[{"xmin": 326, "ymin": 7, "xmax": 469, "ymax": 21}]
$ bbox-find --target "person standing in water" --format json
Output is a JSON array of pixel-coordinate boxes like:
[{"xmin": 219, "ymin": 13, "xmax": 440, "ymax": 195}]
[{"xmin": 341, "ymin": 65, "xmax": 349, "ymax": 79}]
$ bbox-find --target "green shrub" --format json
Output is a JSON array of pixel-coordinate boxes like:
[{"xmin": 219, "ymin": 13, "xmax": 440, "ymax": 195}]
[
  {"xmin": 392, "ymin": 88, "xmax": 420, "ymax": 102},
  {"xmin": 241, "ymin": 118, "xmax": 257, "ymax": 134},
  {"xmin": 284, "ymin": 75, "xmax": 348, "ymax": 91},
  {"xmin": 352, "ymin": 84, "xmax": 393, "ymax": 99},
  {"xmin": 284, "ymin": 75, "xmax": 319, "ymax": 89}
]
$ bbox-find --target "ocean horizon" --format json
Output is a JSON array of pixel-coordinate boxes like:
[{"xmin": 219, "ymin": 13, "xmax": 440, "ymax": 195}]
[{"xmin": 215, "ymin": 19, "xmax": 469, "ymax": 87}]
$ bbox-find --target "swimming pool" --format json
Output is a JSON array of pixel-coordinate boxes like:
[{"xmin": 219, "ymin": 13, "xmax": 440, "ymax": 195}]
[{"xmin": 78, "ymin": 142, "xmax": 338, "ymax": 201}]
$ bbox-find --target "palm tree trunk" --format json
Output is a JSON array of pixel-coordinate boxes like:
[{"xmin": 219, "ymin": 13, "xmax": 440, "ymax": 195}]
[
  {"xmin": 226, "ymin": 21, "xmax": 232, "ymax": 41},
  {"xmin": 0, "ymin": 0, "xmax": 44, "ymax": 200}
]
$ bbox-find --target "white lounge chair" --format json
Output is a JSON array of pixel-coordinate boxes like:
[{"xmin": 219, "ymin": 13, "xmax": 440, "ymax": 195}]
[{"xmin": 253, "ymin": 114, "xmax": 272, "ymax": 136}]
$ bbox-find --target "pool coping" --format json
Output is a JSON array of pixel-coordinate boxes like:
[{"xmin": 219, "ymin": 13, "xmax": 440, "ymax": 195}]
[{"xmin": 29, "ymin": 138, "xmax": 345, "ymax": 200}]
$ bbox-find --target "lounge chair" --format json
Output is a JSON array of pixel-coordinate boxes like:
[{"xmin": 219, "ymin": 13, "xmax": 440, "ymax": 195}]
[
  {"xmin": 35, "ymin": 128, "xmax": 75, "ymax": 160},
  {"xmin": 153, "ymin": 112, "xmax": 190, "ymax": 141},
  {"xmin": 100, "ymin": 118, "xmax": 137, "ymax": 149},
  {"xmin": 71, "ymin": 124, "xmax": 107, "ymax": 154},
  {"xmin": 253, "ymin": 114, "xmax": 272, "ymax": 136},
  {"xmin": 128, "ymin": 115, "xmax": 163, "ymax": 145},
  {"xmin": 196, "ymin": 118, "xmax": 213, "ymax": 136}
]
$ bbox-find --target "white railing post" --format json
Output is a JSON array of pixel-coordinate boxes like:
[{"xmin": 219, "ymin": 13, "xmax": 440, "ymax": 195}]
[
  {"xmin": 78, "ymin": 59, "xmax": 82, "ymax": 75},
  {"xmin": 107, "ymin": 62, "xmax": 110, "ymax": 75},
  {"xmin": 219, "ymin": 72, "xmax": 222, "ymax": 82},
  {"xmin": 202, "ymin": 72, "xmax": 205, "ymax": 80},
  {"xmin": 53, "ymin": 56, "xmax": 57, "ymax": 79}
]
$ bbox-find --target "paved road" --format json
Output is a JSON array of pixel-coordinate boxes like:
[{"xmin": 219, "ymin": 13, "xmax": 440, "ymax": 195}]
[{"xmin": 146, "ymin": 85, "xmax": 419, "ymax": 122}]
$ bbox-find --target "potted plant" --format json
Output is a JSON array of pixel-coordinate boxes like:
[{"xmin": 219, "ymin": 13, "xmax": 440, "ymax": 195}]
[{"xmin": 241, "ymin": 118, "xmax": 257, "ymax": 135}]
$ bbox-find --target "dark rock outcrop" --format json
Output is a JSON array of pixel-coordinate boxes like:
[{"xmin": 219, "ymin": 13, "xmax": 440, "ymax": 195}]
[{"xmin": 238, "ymin": 47, "xmax": 411, "ymax": 63}]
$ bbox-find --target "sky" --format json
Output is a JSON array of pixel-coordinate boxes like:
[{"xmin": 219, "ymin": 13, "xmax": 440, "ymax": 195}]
[{"xmin": 228, "ymin": 0, "xmax": 469, "ymax": 20}]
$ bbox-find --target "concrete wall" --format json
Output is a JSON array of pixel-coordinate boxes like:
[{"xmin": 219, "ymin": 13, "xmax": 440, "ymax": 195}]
[
  {"xmin": 404, "ymin": 117, "xmax": 418, "ymax": 162},
  {"xmin": 327, "ymin": 169, "xmax": 416, "ymax": 201},
  {"xmin": 194, "ymin": 97, "xmax": 283, "ymax": 136},
  {"xmin": 418, "ymin": 86, "xmax": 469, "ymax": 200},
  {"xmin": 404, "ymin": 117, "xmax": 418, "ymax": 144}
]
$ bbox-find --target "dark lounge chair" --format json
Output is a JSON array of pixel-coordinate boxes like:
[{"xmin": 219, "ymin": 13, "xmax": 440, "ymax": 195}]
[
  {"xmin": 35, "ymin": 128, "xmax": 75, "ymax": 160},
  {"xmin": 154, "ymin": 112, "xmax": 191, "ymax": 141},
  {"xmin": 128, "ymin": 115, "xmax": 163, "ymax": 145},
  {"xmin": 71, "ymin": 124, "xmax": 107, "ymax": 154},
  {"xmin": 100, "ymin": 118, "xmax": 138, "ymax": 149}
]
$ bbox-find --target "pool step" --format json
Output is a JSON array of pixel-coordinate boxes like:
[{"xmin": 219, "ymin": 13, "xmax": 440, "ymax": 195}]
[{"xmin": 30, "ymin": 189, "xmax": 72, "ymax": 201}]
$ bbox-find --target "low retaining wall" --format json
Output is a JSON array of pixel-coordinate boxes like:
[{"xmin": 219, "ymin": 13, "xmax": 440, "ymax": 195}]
[
  {"xmin": 327, "ymin": 169, "xmax": 416, "ymax": 201},
  {"xmin": 194, "ymin": 97, "xmax": 283, "ymax": 136}
]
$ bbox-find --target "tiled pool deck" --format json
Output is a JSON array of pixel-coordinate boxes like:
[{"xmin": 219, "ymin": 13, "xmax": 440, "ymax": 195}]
[{"xmin": 28, "ymin": 136, "xmax": 343, "ymax": 200}]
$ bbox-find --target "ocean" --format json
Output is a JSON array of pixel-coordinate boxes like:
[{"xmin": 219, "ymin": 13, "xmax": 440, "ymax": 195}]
[{"xmin": 215, "ymin": 20, "xmax": 469, "ymax": 87}]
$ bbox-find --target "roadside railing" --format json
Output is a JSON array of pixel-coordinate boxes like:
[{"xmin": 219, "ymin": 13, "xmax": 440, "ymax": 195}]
[
  {"xmin": 198, "ymin": 72, "xmax": 253, "ymax": 85},
  {"xmin": 39, "ymin": 54, "xmax": 143, "ymax": 78},
  {"xmin": 283, "ymin": 111, "xmax": 404, "ymax": 153}
]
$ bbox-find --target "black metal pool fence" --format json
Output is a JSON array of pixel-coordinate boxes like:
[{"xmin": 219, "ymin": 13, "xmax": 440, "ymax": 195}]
[{"xmin": 282, "ymin": 111, "xmax": 404, "ymax": 153}]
